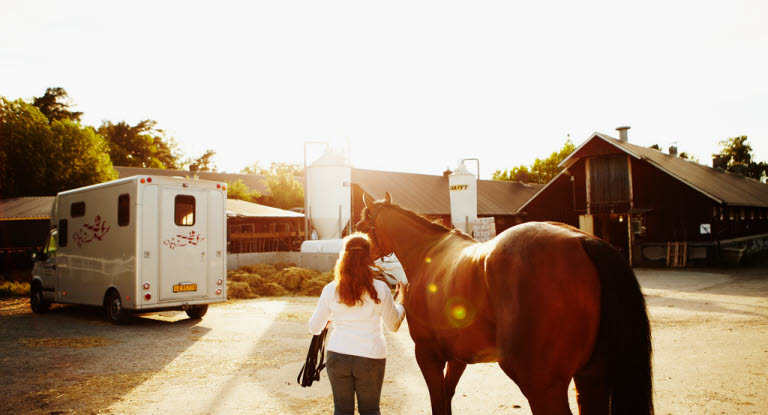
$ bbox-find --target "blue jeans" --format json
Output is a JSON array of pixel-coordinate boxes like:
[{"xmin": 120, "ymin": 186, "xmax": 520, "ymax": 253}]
[{"xmin": 326, "ymin": 351, "xmax": 386, "ymax": 415}]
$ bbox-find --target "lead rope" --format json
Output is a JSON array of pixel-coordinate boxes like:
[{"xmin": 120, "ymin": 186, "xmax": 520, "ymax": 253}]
[{"xmin": 297, "ymin": 327, "xmax": 328, "ymax": 387}]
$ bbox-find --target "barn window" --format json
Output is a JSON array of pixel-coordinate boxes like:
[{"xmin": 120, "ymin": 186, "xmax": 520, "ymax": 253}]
[
  {"xmin": 71, "ymin": 202, "xmax": 85, "ymax": 218},
  {"xmin": 118, "ymin": 194, "xmax": 130, "ymax": 226},
  {"xmin": 588, "ymin": 156, "xmax": 630, "ymax": 204},
  {"xmin": 174, "ymin": 195, "xmax": 195, "ymax": 226}
]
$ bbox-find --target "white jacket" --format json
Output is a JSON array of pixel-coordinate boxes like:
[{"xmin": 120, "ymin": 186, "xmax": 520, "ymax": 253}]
[{"xmin": 308, "ymin": 279, "xmax": 405, "ymax": 359}]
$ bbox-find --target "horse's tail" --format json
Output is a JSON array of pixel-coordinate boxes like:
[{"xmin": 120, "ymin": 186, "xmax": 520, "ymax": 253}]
[{"xmin": 580, "ymin": 237, "xmax": 654, "ymax": 415}]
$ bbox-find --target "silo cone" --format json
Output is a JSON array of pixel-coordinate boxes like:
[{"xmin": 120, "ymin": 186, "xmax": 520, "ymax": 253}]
[{"xmin": 305, "ymin": 147, "xmax": 352, "ymax": 240}]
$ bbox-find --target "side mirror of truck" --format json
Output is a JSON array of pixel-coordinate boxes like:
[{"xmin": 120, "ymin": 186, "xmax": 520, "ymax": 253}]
[{"xmin": 32, "ymin": 248, "xmax": 47, "ymax": 261}]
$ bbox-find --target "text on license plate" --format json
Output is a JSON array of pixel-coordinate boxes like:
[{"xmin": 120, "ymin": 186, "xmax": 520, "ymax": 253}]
[{"xmin": 173, "ymin": 283, "xmax": 198, "ymax": 293}]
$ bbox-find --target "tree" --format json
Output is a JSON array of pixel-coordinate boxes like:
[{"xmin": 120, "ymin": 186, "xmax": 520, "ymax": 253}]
[
  {"xmin": 716, "ymin": 136, "xmax": 767, "ymax": 182},
  {"xmin": 241, "ymin": 161, "xmax": 304, "ymax": 209},
  {"xmin": 492, "ymin": 139, "xmax": 575, "ymax": 184},
  {"xmin": 188, "ymin": 149, "xmax": 217, "ymax": 172},
  {"xmin": 241, "ymin": 161, "xmax": 303, "ymax": 176},
  {"xmin": 225, "ymin": 179, "xmax": 261, "ymax": 202},
  {"xmin": 0, "ymin": 98, "xmax": 116, "ymax": 197},
  {"xmin": 32, "ymin": 87, "xmax": 83, "ymax": 122},
  {"xmin": 98, "ymin": 120, "xmax": 181, "ymax": 169}
]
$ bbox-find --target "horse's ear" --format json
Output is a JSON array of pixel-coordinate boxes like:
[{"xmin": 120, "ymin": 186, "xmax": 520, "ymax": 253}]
[
  {"xmin": 363, "ymin": 193, "xmax": 375, "ymax": 209},
  {"xmin": 384, "ymin": 192, "xmax": 392, "ymax": 205}
]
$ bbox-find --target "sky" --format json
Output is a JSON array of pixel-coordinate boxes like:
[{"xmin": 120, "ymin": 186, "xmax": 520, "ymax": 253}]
[{"xmin": 2, "ymin": 0, "xmax": 767, "ymax": 179}]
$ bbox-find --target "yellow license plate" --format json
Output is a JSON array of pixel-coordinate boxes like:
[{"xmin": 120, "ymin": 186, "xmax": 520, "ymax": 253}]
[{"xmin": 173, "ymin": 283, "xmax": 198, "ymax": 293}]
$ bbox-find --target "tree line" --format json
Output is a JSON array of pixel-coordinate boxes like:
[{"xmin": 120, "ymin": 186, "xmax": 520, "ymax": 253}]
[
  {"xmin": 0, "ymin": 87, "xmax": 304, "ymax": 209},
  {"xmin": 493, "ymin": 135, "xmax": 767, "ymax": 184}
]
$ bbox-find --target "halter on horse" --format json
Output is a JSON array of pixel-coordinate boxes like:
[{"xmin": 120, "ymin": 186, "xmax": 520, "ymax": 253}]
[{"xmin": 357, "ymin": 192, "xmax": 652, "ymax": 415}]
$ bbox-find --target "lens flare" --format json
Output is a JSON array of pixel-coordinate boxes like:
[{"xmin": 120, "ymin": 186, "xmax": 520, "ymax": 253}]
[
  {"xmin": 451, "ymin": 305, "xmax": 467, "ymax": 320},
  {"xmin": 425, "ymin": 257, "xmax": 432, "ymax": 263},
  {"xmin": 444, "ymin": 297, "xmax": 476, "ymax": 328},
  {"xmin": 427, "ymin": 283, "xmax": 437, "ymax": 293}
]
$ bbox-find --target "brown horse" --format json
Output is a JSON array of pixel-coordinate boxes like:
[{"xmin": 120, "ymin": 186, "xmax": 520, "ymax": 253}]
[{"xmin": 357, "ymin": 193, "xmax": 653, "ymax": 415}]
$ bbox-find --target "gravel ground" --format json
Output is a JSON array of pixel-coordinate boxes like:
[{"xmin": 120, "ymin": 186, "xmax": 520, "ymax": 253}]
[{"xmin": 0, "ymin": 266, "xmax": 767, "ymax": 414}]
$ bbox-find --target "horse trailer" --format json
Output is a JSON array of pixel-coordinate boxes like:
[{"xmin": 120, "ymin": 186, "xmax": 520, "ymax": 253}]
[{"xmin": 31, "ymin": 175, "xmax": 227, "ymax": 323}]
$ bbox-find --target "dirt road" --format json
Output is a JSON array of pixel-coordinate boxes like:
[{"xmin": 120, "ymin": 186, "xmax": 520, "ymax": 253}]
[{"xmin": 1, "ymin": 267, "xmax": 767, "ymax": 414}]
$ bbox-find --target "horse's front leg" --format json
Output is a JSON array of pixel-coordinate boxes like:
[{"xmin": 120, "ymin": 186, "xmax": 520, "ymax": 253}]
[
  {"xmin": 445, "ymin": 359, "xmax": 467, "ymax": 412},
  {"xmin": 415, "ymin": 342, "xmax": 449, "ymax": 415}
]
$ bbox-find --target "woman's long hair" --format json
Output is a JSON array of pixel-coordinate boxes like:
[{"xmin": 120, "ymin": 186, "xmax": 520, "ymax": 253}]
[{"xmin": 335, "ymin": 233, "xmax": 381, "ymax": 307}]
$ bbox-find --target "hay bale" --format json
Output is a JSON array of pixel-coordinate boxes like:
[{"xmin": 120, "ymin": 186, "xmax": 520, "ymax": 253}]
[
  {"xmin": 227, "ymin": 281, "xmax": 256, "ymax": 299},
  {"xmin": 240, "ymin": 264, "xmax": 277, "ymax": 279},
  {"xmin": 315, "ymin": 272, "xmax": 335, "ymax": 284},
  {"xmin": 253, "ymin": 282, "xmax": 289, "ymax": 297},
  {"xmin": 273, "ymin": 262, "xmax": 295, "ymax": 271},
  {"xmin": 239, "ymin": 274, "xmax": 265, "ymax": 290},
  {"xmin": 299, "ymin": 279, "xmax": 327, "ymax": 296},
  {"xmin": 277, "ymin": 267, "xmax": 314, "ymax": 291},
  {"xmin": 227, "ymin": 270, "xmax": 250, "ymax": 282}
]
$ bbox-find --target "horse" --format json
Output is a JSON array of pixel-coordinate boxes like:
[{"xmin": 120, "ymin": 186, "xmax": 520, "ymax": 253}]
[{"xmin": 356, "ymin": 192, "xmax": 653, "ymax": 415}]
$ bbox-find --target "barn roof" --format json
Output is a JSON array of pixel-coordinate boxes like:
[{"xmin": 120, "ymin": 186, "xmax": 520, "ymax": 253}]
[
  {"xmin": 352, "ymin": 168, "xmax": 541, "ymax": 215},
  {"xmin": 114, "ymin": 166, "xmax": 271, "ymax": 195},
  {"xmin": 555, "ymin": 132, "xmax": 768, "ymax": 208},
  {"xmin": 226, "ymin": 199, "xmax": 303, "ymax": 218},
  {"xmin": 0, "ymin": 197, "xmax": 55, "ymax": 221}
]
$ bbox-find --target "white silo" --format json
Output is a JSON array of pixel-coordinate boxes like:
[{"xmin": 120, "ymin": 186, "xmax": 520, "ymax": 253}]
[
  {"xmin": 449, "ymin": 163, "xmax": 477, "ymax": 234},
  {"xmin": 305, "ymin": 146, "xmax": 352, "ymax": 240}
]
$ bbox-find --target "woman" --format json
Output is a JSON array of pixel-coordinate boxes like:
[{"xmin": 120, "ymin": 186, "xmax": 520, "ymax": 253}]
[{"xmin": 308, "ymin": 233, "xmax": 407, "ymax": 415}]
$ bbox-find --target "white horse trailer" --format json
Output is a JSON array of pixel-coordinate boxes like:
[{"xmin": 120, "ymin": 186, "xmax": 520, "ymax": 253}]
[{"xmin": 31, "ymin": 175, "xmax": 227, "ymax": 323}]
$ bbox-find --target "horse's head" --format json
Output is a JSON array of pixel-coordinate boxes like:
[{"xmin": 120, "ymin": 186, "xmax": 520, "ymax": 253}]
[{"xmin": 356, "ymin": 192, "xmax": 395, "ymax": 260}]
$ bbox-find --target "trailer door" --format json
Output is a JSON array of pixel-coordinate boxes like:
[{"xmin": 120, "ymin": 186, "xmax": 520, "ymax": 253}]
[{"xmin": 159, "ymin": 188, "xmax": 209, "ymax": 301}]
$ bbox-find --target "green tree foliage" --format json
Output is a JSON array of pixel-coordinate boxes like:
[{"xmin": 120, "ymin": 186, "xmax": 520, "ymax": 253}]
[
  {"xmin": 98, "ymin": 120, "xmax": 181, "ymax": 169},
  {"xmin": 716, "ymin": 136, "xmax": 767, "ymax": 181},
  {"xmin": 240, "ymin": 161, "xmax": 304, "ymax": 209},
  {"xmin": 32, "ymin": 87, "xmax": 83, "ymax": 122},
  {"xmin": 0, "ymin": 98, "xmax": 116, "ymax": 197},
  {"xmin": 189, "ymin": 149, "xmax": 217, "ymax": 172},
  {"xmin": 492, "ymin": 140, "xmax": 576, "ymax": 184},
  {"xmin": 225, "ymin": 179, "xmax": 261, "ymax": 202},
  {"xmin": 241, "ymin": 161, "xmax": 303, "ymax": 176}
]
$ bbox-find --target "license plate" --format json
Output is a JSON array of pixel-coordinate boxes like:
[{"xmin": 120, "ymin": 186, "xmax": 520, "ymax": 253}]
[{"xmin": 173, "ymin": 283, "xmax": 197, "ymax": 293}]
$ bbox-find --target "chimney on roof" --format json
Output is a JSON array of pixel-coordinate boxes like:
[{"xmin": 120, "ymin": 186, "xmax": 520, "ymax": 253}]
[
  {"xmin": 668, "ymin": 146, "xmax": 678, "ymax": 157},
  {"xmin": 616, "ymin": 126, "xmax": 630, "ymax": 142}
]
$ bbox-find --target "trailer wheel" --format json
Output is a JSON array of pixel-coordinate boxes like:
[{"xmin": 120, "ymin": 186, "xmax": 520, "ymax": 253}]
[
  {"xmin": 185, "ymin": 304, "xmax": 208, "ymax": 319},
  {"xmin": 104, "ymin": 290, "xmax": 131, "ymax": 325},
  {"xmin": 30, "ymin": 283, "xmax": 50, "ymax": 313}
]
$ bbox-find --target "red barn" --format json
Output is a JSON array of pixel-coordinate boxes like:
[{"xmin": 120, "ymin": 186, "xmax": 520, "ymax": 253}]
[{"xmin": 517, "ymin": 129, "xmax": 768, "ymax": 266}]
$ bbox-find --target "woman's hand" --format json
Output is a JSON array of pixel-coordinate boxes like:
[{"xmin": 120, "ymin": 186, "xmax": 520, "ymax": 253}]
[{"xmin": 394, "ymin": 281, "xmax": 408, "ymax": 305}]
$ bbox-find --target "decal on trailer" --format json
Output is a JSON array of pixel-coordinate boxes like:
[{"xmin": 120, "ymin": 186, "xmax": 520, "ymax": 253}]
[
  {"xmin": 73, "ymin": 215, "xmax": 111, "ymax": 247},
  {"xmin": 163, "ymin": 230, "xmax": 205, "ymax": 250}
]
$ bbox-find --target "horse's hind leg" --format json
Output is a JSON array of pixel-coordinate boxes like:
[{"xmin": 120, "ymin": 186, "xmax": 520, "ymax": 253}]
[
  {"xmin": 525, "ymin": 382, "xmax": 572, "ymax": 415},
  {"xmin": 574, "ymin": 372, "xmax": 608, "ymax": 415}
]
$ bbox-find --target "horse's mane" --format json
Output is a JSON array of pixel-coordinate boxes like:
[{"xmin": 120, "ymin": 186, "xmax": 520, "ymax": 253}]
[{"xmin": 362, "ymin": 202, "xmax": 476, "ymax": 242}]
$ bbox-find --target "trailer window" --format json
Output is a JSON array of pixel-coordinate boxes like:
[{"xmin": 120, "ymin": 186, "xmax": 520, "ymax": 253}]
[
  {"xmin": 175, "ymin": 195, "xmax": 195, "ymax": 226},
  {"xmin": 118, "ymin": 194, "xmax": 130, "ymax": 226},
  {"xmin": 71, "ymin": 202, "xmax": 85, "ymax": 218},
  {"xmin": 58, "ymin": 219, "xmax": 68, "ymax": 247}
]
